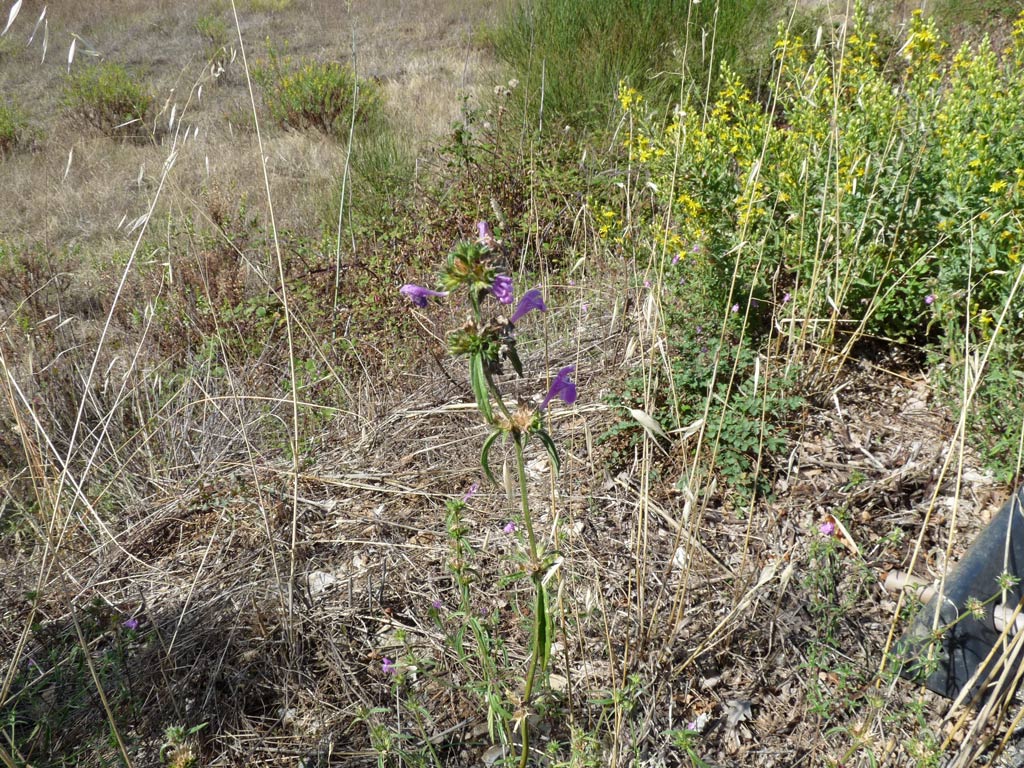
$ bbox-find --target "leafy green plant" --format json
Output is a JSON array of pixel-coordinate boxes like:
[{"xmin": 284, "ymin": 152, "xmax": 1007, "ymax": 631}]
[
  {"xmin": 1, "ymin": 597, "xmax": 145, "ymax": 763},
  {"xmin": 196, "ymin": 12, "xmax": 232, "ymax": 70},
  {"xmin": 326, "ymin": 129, "xmax": 415, "ymax": 229},
  {"xmin": 62, "ymin": 61, "xmax": 153, "ymax": 138},
  {"xmin": 160, "ymin": 722, "xmax": 207, "ymax": 768},
  {"xmin": 441, "ymin": 496, "xmax": 514, "ymax": 741},
  {"xmin": 0, "ymin": 98, "xmax": 31, "ymax": 157},
  {"xmin": 666, "ymin": 726, "xmax": 714, "ymax": 768},
  {"xmin": 605, "ymin": 8, "xmax": 1024, "ymax": 481},
  {"xmin": 400, "ymin": 226, "xmax": 576, "ymax": 768},
  {"xmin": 491, "ymin": 0, "xmax": 780, "ymax": 127},
  {"xmin": 252, "ymin": 47, "xmax": 383, "ymax": 139}
]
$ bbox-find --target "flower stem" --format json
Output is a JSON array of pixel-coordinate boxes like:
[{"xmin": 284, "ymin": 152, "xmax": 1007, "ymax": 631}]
[
  {"xmin": 513, "ymin": 432, "xmax": 543, "ymax": 768},
  {"xmin": 512, "ymin": 434, "xmax": 539, "ymax": 569},
  {"xmin": 484, "ymin": 367, "xmax": 514, "ymax": 423}
]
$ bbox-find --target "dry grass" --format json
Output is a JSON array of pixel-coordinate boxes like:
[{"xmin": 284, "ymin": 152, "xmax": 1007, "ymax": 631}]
[
  {"xmin": 0, "ymin": 0, "xmax": 507, "ymax": 244},
  {"xmin": 4, "ymin": 1, "xmax": 1024, "ymax": 767}
]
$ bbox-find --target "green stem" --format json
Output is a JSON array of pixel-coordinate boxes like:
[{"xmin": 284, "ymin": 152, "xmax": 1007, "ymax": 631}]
[
  {"xmin": 513, "ymin": 433, "xmax": 542, "ymax": 768},
  {"xmin": 484, "ymin": 367, "xmax": 514, "ymax": 423},
  {"xmin": 512, "ymin": 434, "xmax": 539, "ymax": 569}
]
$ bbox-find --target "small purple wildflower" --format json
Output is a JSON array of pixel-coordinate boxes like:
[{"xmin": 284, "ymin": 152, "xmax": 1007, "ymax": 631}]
[
  {"xmin": 509, "ymin": 288, "xmax": 547, "ymax": 324},
  {"xmin": 782, "ymin": 292, "xmax": 792, "ymax": 304},
  {"xmin": 491, "ymin": 274, "xmax": 514, "ymax": 304},
  {"xmin": 581, "ymin": 303, "xmax": 589, "ymax": 314},
  {"xmin": 731, "ymin": 303, "xmax": 740, "ymax": 313},
  {"xmin": 462, "ymin": 482, "xmax": 479, "ymax": 502},
  {"xmin": 925, "ymin": 293, "xmax": 936, "ymax": 305},
  {"xmin": 644, "ymin": 280, "xmax": 651, "ymax": 289},
  {"xmin": 541, "ymin": 365, "xmax": 578, "ymax": 410},
  {"xmin": 819, "ymin": 520, "xmax": 836, "ymax": 537},
  {"xmin": 477, "ymin": 220, "xmax": 500, "ymax": 249},
  {"xmin": 381, "ymin": 657, "xmax": 396, "ymax": 675},
  {"xmin": 672, "ymin": 254, "xmax": 681, "ymax": 266},
  {"xmin": 400, "ymin": 284, "xmax": 448, "ymax": 307},
  {"xmin": 503, "ymin": 521, "xmax": 517, "ymax": 534},
  {"xmin": 432, "ymin": 599, "xmax": 443, "ymax": 610},
  {"xmin": 122, "ymin": 618, "xmax": 139, "ymax": 631}
]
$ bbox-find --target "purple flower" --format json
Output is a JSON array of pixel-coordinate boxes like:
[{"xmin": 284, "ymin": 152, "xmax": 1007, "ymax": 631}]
[
  {"xmin": 672, "ymin": 254, "xmax": 681, "ymax": 266},
  {"xmin": 782, "ymin": 292, "xmax": 791, "ymax": 304},
  {"xmin": 462, "ymin": 482, "xmax": 479, "ymax": 502},
  {"xmin": 819, "ymin": 520, "xmax": 836, "ymax": 536},
  {"xmin": 400, "ymin": 284, "xmax": 448, "ymax": 307},
  {"xmin": 643, "ymin": 280, "xmax": 651, "ymax": 289},
  {"xmin": 122, "ymin": 618, "xmax": 139, "ymax": 631},
  {"xmin": 432, "ymin": 599, "xmax": 443, "ymax": 610},
  {"xmin": 491, "ymin": 274, "xmax": 514, "ymax": 304},
  {"xmin": 731, "ymin": 303, "xmax": 740, "ymax": 313},
  {"xmin": 381, "ymin": 657, "xmax": 396, "ymax": 675},
  {"xmin": 503, "ymin": 521, "xmax": 517, "ymax": 534},
  {"xmin": 509, "ymin": 288, "xmax": 547, "ymax": 324},
  {"xmin": 477, "ymin": 220, "xmax": 499, "ymax": 250},
  {"xmin": 925, "ymin": 293, "xmax": 936, "ymax": 305},
  {"xmin": 541, "ymin": 365, "xmax": 578, "ymax": 410}
]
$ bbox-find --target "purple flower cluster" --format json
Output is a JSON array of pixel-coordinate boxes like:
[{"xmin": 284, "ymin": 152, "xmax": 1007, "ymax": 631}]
[{"xmin": 491, "ymin": 274, "xmax": 514, "ymax": 304}]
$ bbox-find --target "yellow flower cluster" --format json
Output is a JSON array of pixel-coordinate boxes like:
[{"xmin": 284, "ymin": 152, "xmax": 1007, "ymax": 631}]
[
  {"xmin": 902, "ymin": 10, "xmax": 944, "ymax": 75},
  {"xmin": 595, "ymin": 206, "xmax": 619, "ymax": 241},
  {"xmin": 617, "ymin": 81, "xmax": 642, "ymax": 112}
]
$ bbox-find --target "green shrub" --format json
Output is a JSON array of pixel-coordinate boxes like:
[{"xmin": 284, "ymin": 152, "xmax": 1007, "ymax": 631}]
[
  {"xmin": 62, "ymin": 61, "xmax": 153, "ymax": 137},
  {"xmin": 324, "ymin": 130, "xmax": 415, "ymax": 230},
  {"xmin": 491, "ymin": 0, "xmax": 780, "ymax": 127},
  {"xmin": 610, "ymin": 8, "xmax": 1024, "ymax": 481},
  {"xmin": 0, "ymin": 99, "xmax": 31, "ymax": 157},
  {"xmin": 252, "ymin": 49, "xmax": 382, "ymax": 139},
  {"xmin": 196, "ymin": 12, "xmax": 231, "ymax": 69}
]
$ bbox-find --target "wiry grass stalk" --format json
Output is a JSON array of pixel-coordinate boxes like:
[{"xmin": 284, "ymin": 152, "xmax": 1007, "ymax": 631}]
[{"xmin": 231, "ymin": 0, "xmax": 302, "ymax": 694}]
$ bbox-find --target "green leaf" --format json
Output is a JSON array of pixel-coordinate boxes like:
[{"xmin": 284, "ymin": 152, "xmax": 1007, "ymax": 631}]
[
  {"xmin": 536, "ymin": 586, "xmax": 552, "ymax": 673},
  {"xmin": 507, "ymin": 344, "xmax": 524, "ymax": 377},
  {"xmin": 535, "ymin": 429, "xmax": 562, "ymax": 474},
  {"xmin": 480, "ymin": 429, "xmax": 503, "ymax": 484},
  {"xmin": 470, "ymin": 353, "xmax": 493, "ymax": 422}
]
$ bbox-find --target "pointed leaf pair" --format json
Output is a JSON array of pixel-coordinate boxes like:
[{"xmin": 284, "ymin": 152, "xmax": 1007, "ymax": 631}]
[
  {"xmin": 534, "ymin": 429, "xmax": 561, "ymax": 475},
  {"xmin": 535, "ymin": 585, "xmax": 553, "ymax": 675},
  {"xmin": 506, "ymin": 344, "xmax": 524, "ymax": 377},
  {"xmin": 480, "ymin": 429, "xmax": 503, "ymax": 484},
  {"xmin": 470, "ymin": 353, "xmax": 492, "ymax": 422}
]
